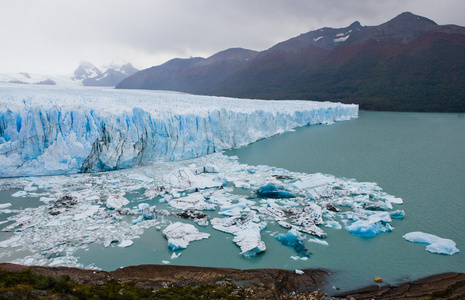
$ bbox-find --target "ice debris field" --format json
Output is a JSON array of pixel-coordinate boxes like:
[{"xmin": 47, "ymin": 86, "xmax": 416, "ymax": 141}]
[
  {"xmin": 0, "ymin": 85, "xmax": 458, "ymax": 270},
  {"xmin": 0, "ymin": 152, "xmax": 410, "ymax": 268}
]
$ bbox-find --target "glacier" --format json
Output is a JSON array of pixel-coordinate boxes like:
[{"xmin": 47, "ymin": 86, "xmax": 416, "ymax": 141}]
[{"xmin": 0, "ymin": 84, "xmax": 358, "ymax": 177}]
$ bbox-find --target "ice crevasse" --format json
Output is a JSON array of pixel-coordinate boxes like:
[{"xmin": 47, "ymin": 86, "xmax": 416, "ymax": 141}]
[{"xmin": 0, "ymin": 85, "xmax": 358, "ymax": 177}]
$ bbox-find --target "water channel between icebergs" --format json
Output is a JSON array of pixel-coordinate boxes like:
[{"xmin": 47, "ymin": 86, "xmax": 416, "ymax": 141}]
[{"xmin": 0, "ymin": 111, "xmax": 464, "ymax": 293}]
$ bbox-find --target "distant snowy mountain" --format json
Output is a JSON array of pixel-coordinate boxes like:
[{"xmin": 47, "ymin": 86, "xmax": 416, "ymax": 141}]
[
  {"xmin": 73, "ymin": 61, "xmax": 138, "ymax": 87},
  {"xmin": 0, "ymin": 72, "xmax": 80, "ymax": 87}
]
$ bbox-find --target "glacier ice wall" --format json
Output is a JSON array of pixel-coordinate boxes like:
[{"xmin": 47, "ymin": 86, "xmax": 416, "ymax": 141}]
[{"xmin": 0, "ymin": 85, "xmax": 358, "ymax": 177}]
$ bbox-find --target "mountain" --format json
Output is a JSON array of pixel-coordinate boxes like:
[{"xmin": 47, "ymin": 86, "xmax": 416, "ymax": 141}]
[
  {"xmin": 117, "ymin": 12, "xmax": 465, "ymax": 112},
  {"xmin": 116, "ymin": 48, "xmax": 259, "ymax": 94},
  {"xmin": 73, "ymin": 61, "xmax": 138, "ymax": 86},
  {"xmin": 0, "ymin": 72, "xmax": 83, "ymax": 87}
]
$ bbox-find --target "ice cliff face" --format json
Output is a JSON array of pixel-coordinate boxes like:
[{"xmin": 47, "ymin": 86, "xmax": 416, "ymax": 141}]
[{"xmin": 0, "ymin": 85, "xmax": 358, "ymax": 177}]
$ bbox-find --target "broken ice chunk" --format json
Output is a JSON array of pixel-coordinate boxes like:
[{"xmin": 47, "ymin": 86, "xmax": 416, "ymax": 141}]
[
  {"xmin": 403, "ymin": 232, "xmax": 459, "ymax": 255},
  {"xmin": 144, "ymin": 186, "xmax": 171, "ymax": 200},
  {"xmin": 12, "ymin": 191, "xmax": 27, "ymax": 197},
  {"xmin": 276, "ymin": 228, "xmax": 310, "ymax": 257},
  {"xmin": 194, "ymin": 164, "xmax": 220, "ymax": 174},
  {"xmin": 73, "ymin": 205, "xmax": 100, "ymax": 220},
  {"xmin": 234, "ymin": 181, "xmax": 251, "ymax": 189},
  {"xmin": 118, "ymin": 240, "xmax": 134, "ymax": 247},
  {"xmin": 165, "ymin": 168, "xmax": 223, "ymax": 191},
  {"xmin": 390, "ymin": 210, "xmax": 405, "ymax": 219},
  {"xmin": 324, "ymin": 220, "xmax": 342, "ymax": 229},
  {"xmin": 211, "ymin": 215, "xmax": 266, "ymax": 257},
  {"xmin": 308, "ymin": 238, "xmax": 329, "ymax": 246},
  {"xmin": 106, "ymin": 194, "xmax": 129, "ymax": 210},
  {"xmin": 175, "ymin": 210, "xmax": 210, "ymax": 226},
  {"xmin": 345, "ymin": 216, "xmax": 393, "ymax": 238},
  {"xmin": 162, "ymin": 222, "xmax": 210, "ymax": 250},
  {"xmin": 168, "ymin": 193, "xmax": 215, "ymax": 211},
  {"xmin": 292, "ymin": 173, "xmax": 335, "ymax": 189},
  {"xmin": 219, "ymin": 199, "xmax": 254, "ymax": 216},
  {"xmin": 256, "ymin": 183, "xmax": 295, "ymax": 199},
  {"xmin": 0, "ymin": 235, "xmax": 20, "ymax": 248},
  {"xmin": 126, "ymin": 173, "xmax": 153, "ymax": 183},
  {"xmin": 0, "ymin": 203, "xmax": 12, "ymax": 210}
]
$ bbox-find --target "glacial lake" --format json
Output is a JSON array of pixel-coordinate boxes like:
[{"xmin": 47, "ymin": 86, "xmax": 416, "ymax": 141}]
[
  {"xmin": 0, "ymin": 110, "xmax": 464, "ymax": 293},
  {"xmin": 227, "ymin": 110, "xmax": 465, "ymax": 291}
]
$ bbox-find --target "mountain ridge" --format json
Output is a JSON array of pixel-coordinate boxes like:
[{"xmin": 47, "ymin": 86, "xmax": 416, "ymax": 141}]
[
  {"xmin": 117, "ymin": 12, "xmax": 465, "ymax": 112},
  {"xmin": 74, "ymin": 61, "xmax": 139, "ymax": 87}
]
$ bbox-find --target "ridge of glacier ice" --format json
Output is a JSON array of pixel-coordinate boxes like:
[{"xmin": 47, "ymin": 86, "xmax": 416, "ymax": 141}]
[{"xmin": 0, "ymin": 85, "xmax": 358, "ymax": 177}]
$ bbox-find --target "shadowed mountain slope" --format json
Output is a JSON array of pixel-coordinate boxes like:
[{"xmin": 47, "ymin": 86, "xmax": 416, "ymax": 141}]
[{"xmin": 117, "ymin": 12, "xmax": 465, "ymax": 112}]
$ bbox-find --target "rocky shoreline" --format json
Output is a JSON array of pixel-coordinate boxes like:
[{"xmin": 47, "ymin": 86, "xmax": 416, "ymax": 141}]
[{"xmin": 1, "ymin": 263, "xmax": 464, "ymax": 299}]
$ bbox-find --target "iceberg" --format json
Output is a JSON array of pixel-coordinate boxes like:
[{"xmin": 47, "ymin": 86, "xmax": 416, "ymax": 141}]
[
  {"xmin": 0, "ymin": 203, "xmax": 12, "ymax": 210},
  {"xmin": 118, "ymin": 240, "xmax": 134, "ymax": 248},
  {"xmin": 276, "ymin": 228, "xmax": 310, "ymax": 257},
  {"xmin": 105, "ymin": 194, "xmax": 129, "ymax": 210},
  {"xmin": 168, "ymin": 192, "xmax": 215, "ymax": 211},
  {"xmin": 0, "ymin": 85, "xmax": 358, "ymax": 177},
  {"xmin": 162, "ymin": 222, "xmax": 210, "ymax": 250},
  {"xmin": 211, "ymin": 214, "xmax": 267, "ymax": 257},
  {"xmin": 256, "ymin": 183, "xmax": 296, "ymax": 199},
  {"xmin": 403, "ymin": 231, "xmax": 459, "ymax": 255},
  {"xmin": 345, "ymin": 212, "xmax": 393, "ymax": 238}
]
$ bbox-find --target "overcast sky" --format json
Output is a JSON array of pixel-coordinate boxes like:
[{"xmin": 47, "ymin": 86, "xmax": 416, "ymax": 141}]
[{"xmin": 1, "ymin": 0, "xmax": 464, "ymax": 75}]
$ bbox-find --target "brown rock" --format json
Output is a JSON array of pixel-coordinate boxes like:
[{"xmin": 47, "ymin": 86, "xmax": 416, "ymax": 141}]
[
  {"xmin": 0, "ymin": 263, "xmax": 328, "ymax": 299},
  {"xmin": 335, "ymin": 272, "xmax": 465, "ymax": 299},
  {"xmin": 374, "ymin": 276, "xmax": 383, "ymax": 283}
]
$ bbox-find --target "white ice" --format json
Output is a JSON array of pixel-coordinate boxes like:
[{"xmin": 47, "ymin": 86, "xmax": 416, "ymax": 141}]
[
  {"xmin": 0, "ymin": 85, "xmax": 358, "ymax": 177},
  {"xmin": 403, "ymin": 231, "xmax": 459, "ymax": 255},
  {"xmin": 118, "ymin": 240, "xmax": 134, "ymax": 247},
  {"xmin": 211, "ymin": 214, "xmax": 266, "ymax": 257},
  {"xmin": 106, "ymin": 194, "xmax": 129, "ymax": 210},
  {"xmin": 0, "ymin": 151, "xmax": 403, "ymax": 267},
  {"xmin": 162, "ymin": 222, "xmax": 210, "ymax": 250}
]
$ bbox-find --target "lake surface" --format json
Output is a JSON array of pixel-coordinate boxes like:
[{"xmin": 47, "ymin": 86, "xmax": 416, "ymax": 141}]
[
  {"xmin": 0, "ymin": 111, "xmax": 464, "ymax": 293},
  {"xmin": 227, "ymin": 111, "xmax": 465, "ymax": 291}
]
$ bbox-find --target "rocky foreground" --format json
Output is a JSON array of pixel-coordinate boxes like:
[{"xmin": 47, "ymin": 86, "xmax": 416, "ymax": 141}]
[{"xmin": 0, "ymin": 263, "xmax": 464, "ymax": 299}]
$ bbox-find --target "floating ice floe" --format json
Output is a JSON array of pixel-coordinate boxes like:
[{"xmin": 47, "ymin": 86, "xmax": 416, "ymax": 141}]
[
  {"xmin": 106, "ymin": 194, "xmax": 129, "ymax": 210},
  {"xmin": 257, "ymin": 183, "xmax": 296, "ymax": 199},
  {"xmin": 12, "ymin": 191, "xmax": 27, "ymax": 197},
  {"xmin": 276, "ymin": 228, "xmax": 310, "ymax": 257},
  {"xmin": 211, "ymin": 213, "xmax": 267, "ymax": 257},
  {"xmin": 403, "ymin": 232, "xmax": 459, "ymax": 255},
  {"xmin": 162, "ymin": 222, "xmax": 210, "ymax": 250},
  {"xmin": 118, "ymin": 240, "xmax": 134, "ymax": 247},
  {"xmin": 168, "ymin": 192, "xmax": 215, "ymax": 211},
  {"xmin": 0, "ymin": 203, "xmax": 12, "ymax": 210},
  {"xmin": 345, "ymin": 212, "xmax": 394, "ymax": 238},
  {"xmin": 308, "ymin": 238, "xmax": 329, "ymax": 246},
  {"xmin": 165, "ymin": 168, "xmax": 224, "ymax": 191}
]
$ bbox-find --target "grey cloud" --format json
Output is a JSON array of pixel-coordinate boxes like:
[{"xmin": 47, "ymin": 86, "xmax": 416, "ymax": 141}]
[{"xmin": 0, "ymin": 0, "xmax": 464, "ymax": 74}]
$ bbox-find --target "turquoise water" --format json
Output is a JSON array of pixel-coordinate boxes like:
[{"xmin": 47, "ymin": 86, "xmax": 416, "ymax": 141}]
[
  {"xmin": 1, "ymin": 111, "xmax": 464, "ymax": 293},
  {"xmin": 227, "ymin": 111, "xmax": 465, "ymax": 291},
  {"xmin": 77, "ymin": 111, "xmax": 465, "ymax": 292}
]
